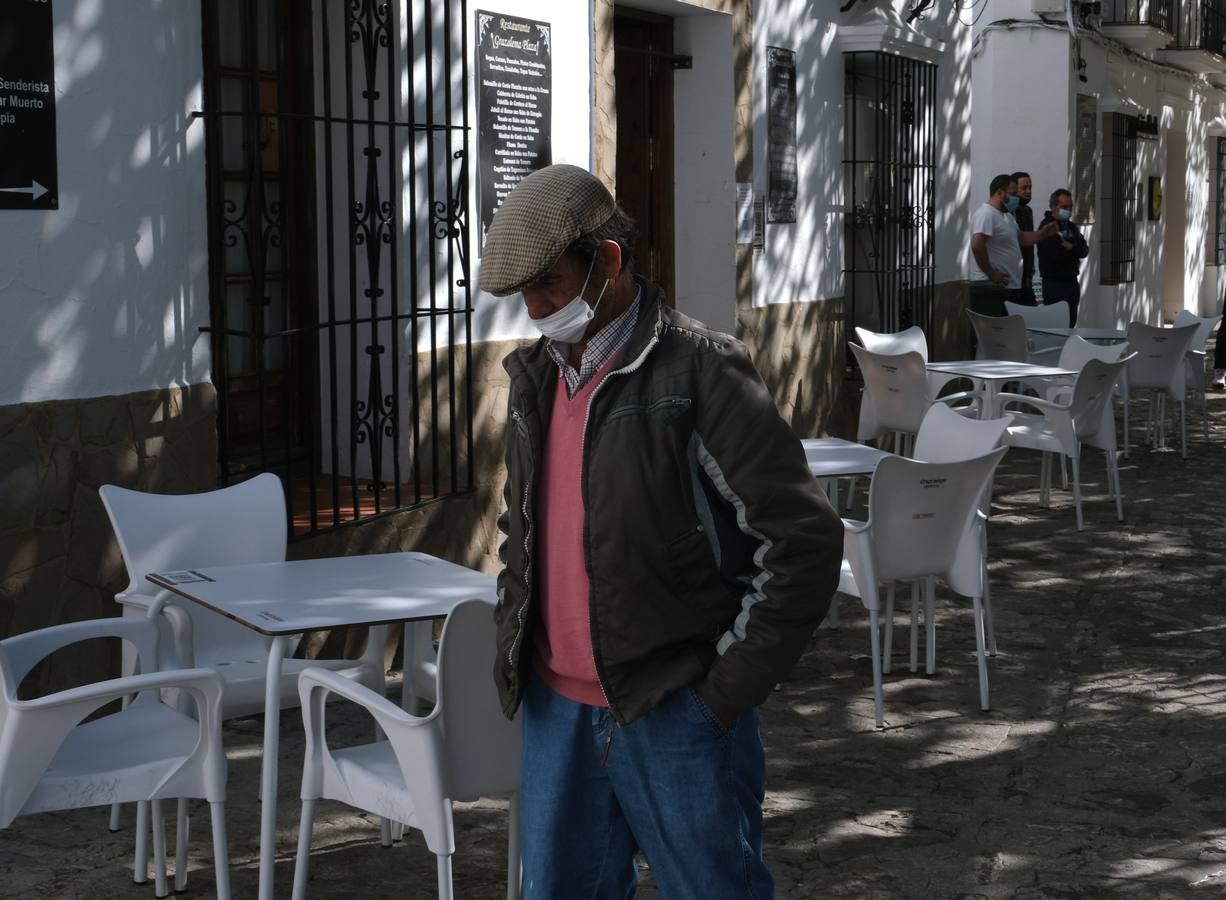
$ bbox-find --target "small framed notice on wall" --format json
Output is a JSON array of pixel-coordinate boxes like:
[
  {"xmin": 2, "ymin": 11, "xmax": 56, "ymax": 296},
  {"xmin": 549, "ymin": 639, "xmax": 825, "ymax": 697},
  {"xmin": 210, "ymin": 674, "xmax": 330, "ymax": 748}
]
[
  {"xmin": 766, "ymin": 46, "xmax": 797, "ymax": 224},
  {"xmin": 1147, "ymin": 176, "xmax": 1162, "ymax": 221}
]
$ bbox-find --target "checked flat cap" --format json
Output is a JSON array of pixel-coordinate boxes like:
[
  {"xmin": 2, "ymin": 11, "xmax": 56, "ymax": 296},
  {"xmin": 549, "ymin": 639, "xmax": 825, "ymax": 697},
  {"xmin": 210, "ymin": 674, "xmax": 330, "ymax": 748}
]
[{"xmin": 479, "ymin": 164, "xmax": 617, "ymax": 296}]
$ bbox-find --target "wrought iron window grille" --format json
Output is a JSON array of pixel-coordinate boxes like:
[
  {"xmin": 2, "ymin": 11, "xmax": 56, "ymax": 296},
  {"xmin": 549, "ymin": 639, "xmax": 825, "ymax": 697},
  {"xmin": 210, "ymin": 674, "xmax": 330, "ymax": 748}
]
[
  {"xmin": 1101, "ymin": 112, "xmax": 1138, "ymax": 285},
  {"xmin": 1207, "ymin": 136, "xmax": 1226, "ymax": 267},
  {"xmin": 842, "ymin": 52, "xmax": 937, "ymax": 366},
  {"xmin": 199, "ymin": 0, "xmax": 474, "ymax": 537}
]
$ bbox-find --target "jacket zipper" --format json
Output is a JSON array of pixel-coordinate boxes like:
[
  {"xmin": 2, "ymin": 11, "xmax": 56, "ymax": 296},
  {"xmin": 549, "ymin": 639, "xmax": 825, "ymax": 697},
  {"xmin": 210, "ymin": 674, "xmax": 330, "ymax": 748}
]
[
  {"xmin": 605, "ymin": 395, "xmax": 691, "ymax": 422},
  {"xmin": 580, "ymin": 333, "xmax": 662, "ymax": 721},
  {"xmin": 506, "ymin": 407, "xmax": 534, "ymax": 676}
]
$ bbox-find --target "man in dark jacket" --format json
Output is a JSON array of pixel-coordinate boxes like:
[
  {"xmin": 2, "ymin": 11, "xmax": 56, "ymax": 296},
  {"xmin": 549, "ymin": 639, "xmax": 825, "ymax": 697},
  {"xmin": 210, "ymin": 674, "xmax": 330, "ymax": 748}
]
[
  {"xmin": 1037, "ymin": 188, "xmax": 1090, "ymax": 325},
  {"xmin": 479, "ymin": 164, "xmax": 843, "ymax": 900},
  {"xmin": 1011, "ymin": 171, "xmax": 1037, "ymax": 304}
]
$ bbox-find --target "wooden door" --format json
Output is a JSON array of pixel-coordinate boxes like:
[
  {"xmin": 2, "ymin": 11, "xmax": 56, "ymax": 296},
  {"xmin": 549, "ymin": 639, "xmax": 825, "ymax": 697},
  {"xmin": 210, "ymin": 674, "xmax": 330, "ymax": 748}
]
[{"xmin": 614, "ymin": 10, "xmax": 675, "ymax": 302}]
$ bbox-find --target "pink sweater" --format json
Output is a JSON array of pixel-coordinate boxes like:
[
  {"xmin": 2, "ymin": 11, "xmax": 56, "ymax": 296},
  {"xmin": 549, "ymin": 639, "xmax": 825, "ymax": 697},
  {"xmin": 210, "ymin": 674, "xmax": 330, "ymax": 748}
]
[{"xmin": 530, "ymin": 355, "xmax": 622, "ymax": 707}]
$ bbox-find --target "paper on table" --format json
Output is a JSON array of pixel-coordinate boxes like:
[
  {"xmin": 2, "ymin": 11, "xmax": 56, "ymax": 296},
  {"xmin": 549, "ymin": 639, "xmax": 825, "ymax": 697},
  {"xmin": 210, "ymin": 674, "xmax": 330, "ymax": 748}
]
[{"xmin": 152, "ymin": 570, "xmax": 215, "ymax": 584}]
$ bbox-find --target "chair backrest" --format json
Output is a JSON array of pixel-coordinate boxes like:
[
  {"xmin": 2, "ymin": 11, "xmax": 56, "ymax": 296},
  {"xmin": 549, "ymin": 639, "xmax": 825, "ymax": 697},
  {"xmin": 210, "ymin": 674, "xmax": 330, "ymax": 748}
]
[
  {"xmin": 99, "ymin": 473, "xmax": 289, "ymax": 658},
  {"xmin": 912, "ymin": 402, "xmax": 1011, "ymax": 463},
  {"xmin": 1172, "ymin": 309, "xmax": 1222, "ymax": 354},
  {"xmin": 436, "ymin": 599, "xmax": 520, "ymax": 801},
  {"xmin": 966, "ymin": 310, "xmax": 1029, "ymax": 362},
  {"xmin": 866, "ymin": 449, "xmax": 1007, "ymax": 587},
  {"xmin": 1057, "ymin": 334, "xmax": 1130, "ymax": 370},
  {"xmin": 1066, "ymin": 356, "xmax": 1133, "ymax": 449},
  {"xmin": 1005, "ymin": 300, "xmax": 1071, "ymax": 328},
  {"xmin": 853, "ymin": 325, "xmax": 929, "ymax": 362},
  {"xmin": 850, "ymin": 343, "xmax": 931, "ymax": 441},
  {"xmin": 1124, "ymin": 323, "xmax": 1199, "ymax": 393}
]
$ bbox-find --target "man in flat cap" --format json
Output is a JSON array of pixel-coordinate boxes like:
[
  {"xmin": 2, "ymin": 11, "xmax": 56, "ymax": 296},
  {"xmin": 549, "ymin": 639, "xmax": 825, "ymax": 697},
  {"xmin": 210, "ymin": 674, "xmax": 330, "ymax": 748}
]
[{"xmin": 484, "ymin": 164, "xmax": 842, "ymax": 899}]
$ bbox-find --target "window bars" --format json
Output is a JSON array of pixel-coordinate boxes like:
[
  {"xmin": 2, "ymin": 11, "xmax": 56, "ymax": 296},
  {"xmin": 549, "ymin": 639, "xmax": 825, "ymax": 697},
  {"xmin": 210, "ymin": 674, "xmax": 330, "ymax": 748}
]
[
  {"xmin": 200, "ymin": 0, "xmax": 474, "ymax": 537},
  {"xmin": 1102, "ymin": 0, "xmax": 1175, "ymax": 32},
  {"xmin": 1101, "ymin": 112, "xmax": 1138, "ymax": 285},
  {"xmin": 1208, "ymin": 136, "xmax": 1226, "ymax": 266},
  {"xmin": 1173, "ymin": 0, "xmax": 1226, "ymax": 54},
  {"xmin": 842, "ymin": 52, "xmax": 937, "ymax": 359}
]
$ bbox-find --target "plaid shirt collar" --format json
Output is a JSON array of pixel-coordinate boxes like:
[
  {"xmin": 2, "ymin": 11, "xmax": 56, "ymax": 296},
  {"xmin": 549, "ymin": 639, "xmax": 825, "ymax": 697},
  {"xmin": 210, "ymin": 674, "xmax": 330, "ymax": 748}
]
[{"xmin": 546, "ymin": 286, "xmax": 642, "ymax": 397}]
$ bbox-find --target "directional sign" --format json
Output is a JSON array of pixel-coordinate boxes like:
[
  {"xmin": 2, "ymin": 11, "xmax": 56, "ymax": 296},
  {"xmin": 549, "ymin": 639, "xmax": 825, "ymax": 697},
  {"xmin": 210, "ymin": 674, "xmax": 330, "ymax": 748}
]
[{"xmin": 0, "ymin": 0, "xmax": 58, "ymax": 210}]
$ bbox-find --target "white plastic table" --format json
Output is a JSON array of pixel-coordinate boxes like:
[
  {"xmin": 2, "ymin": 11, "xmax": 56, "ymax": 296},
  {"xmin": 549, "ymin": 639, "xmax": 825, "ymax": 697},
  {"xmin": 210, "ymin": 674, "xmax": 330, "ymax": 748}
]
[
  {"xmin": 925, "ymin": 360, "xmax": 1077, "ymax": 417},
  {"xmin": 802, "ymin": 437, "xmax": 893, "ymax": 478},
  {"xmin": 147, "ymin": 551, "xmax": 497, "ymax": 900},
  {"xmin": 1027, "ymin": 326, "xmax": 1128, "ymax": 344},
  {"xmin": 802, "ymin": 437, "xmax": 893, "ymax": 501}
]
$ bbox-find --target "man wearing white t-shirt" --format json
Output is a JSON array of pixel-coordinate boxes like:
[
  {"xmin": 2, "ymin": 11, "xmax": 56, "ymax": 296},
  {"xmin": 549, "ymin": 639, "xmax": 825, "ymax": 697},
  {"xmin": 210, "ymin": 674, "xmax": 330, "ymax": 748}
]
[{"xmin": 970, "ymin": 173, "xmax": 1059, "ymax": 315}]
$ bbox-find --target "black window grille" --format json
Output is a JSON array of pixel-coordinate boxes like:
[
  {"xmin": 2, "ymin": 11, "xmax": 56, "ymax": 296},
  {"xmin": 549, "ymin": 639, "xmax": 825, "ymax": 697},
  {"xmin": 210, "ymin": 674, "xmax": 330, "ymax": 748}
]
[
  {"xmin": 1100, "ymin": 112, "xmax": 1138, "ymax": 285},
  {"xmin": 1073, "ymin": 95, "xmax": 1098, "ymax": 225},
  {"xmin": 200, "ymin": 0, "xmax": 473, "ymax": 537},
  {"xmin": 1102, "ymin": 0, "xmax": 1175, "ymax": 31},
  {"xmin": 1208, "ymin": 136, "xmax": 1226, "ymax": 266},
  {"xmin": 842, "ymin": 52, "xmax": 936, "ymax": 356},
  {"xmin": 1173, "ymin": 0, "xmax": 1226, "ymax": 54}
]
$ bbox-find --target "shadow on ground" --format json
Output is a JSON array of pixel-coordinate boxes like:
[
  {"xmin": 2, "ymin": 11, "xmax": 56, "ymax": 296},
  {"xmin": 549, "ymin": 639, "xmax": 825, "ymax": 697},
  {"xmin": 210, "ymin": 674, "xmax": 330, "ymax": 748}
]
[{"xmin": 2, "ymin": 394, "xmax": 1225, "ymax": 899}]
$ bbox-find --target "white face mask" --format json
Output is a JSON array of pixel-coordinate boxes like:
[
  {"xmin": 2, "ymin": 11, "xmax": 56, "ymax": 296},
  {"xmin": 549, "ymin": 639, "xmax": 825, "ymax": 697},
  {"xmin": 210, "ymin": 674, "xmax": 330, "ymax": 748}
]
[{"xmin": 530, "ymin": 255, "xmax": 610, "ymax": 344}]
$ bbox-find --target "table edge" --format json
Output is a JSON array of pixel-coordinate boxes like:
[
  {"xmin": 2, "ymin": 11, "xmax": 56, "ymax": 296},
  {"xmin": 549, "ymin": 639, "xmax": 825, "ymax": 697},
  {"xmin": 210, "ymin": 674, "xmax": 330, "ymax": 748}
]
[{"xmin": 144, "ymin": 572, "xmax": 490, "ymax": 636}]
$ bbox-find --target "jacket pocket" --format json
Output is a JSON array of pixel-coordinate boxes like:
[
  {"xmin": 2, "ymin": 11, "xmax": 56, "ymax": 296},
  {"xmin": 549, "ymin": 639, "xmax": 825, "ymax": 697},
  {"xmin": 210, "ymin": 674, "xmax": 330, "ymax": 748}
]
[{"xmin": 606, "ymin": 395, "xmax": 691, "ymax": 424}]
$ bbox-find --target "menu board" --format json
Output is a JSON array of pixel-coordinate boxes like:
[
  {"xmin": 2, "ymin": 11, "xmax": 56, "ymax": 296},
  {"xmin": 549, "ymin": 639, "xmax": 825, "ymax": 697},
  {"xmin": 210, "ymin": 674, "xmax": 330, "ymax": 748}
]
[
  {"xmin": 766, "ymin": 46, "xmax": 797, "ymax": 224},
  {"xmin": 476, "ymin": 10, "xmax": 552, "ymax": 247},
  {"xmin": 0, "ymin": 0, "xmax": 58, "ymax": 210}
]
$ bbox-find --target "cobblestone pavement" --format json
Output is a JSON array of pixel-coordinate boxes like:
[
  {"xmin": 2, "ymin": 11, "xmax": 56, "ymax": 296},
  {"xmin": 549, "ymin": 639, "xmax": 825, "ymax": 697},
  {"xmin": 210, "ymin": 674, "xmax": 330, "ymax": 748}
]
[{"xmin": 3, "ymin": 391, "xmax": 1225, "ymax": 899}]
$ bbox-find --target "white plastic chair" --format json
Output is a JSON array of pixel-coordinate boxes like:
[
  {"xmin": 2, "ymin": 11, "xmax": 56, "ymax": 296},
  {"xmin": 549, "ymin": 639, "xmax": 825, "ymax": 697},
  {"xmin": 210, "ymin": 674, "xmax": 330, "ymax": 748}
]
[
  {"xmin": 837, "ymin": 448, "xmax": 1009, "ymax": 729},
  {"xmin": 99, "ymin": 474, "xmax": 391, "ymax": 886},
  {"xmin": 1124, "ymin": 323, "xmax": 1199, "ymax": 457},
  {"xmin": 851, "ymin": 343, "xmax": 977, "ymax": 458},
  {"xmin": 0, "ymin": 618, "xmax": 231, "ymax": 899},
  {"xmin": 967, "ymin": 310, "xmax": 1031, "ymax": 363},
  {"xmin": 1001, "ymin": 336, "xmax": 1133, "ymax": 456},
  {"xmin": 291, "ymin": 599, "xmax": 520, "ymax": 900},
  {"xmin": 1005, "ymin": 300, "xmax": 1071, "ymax": 363},
  {"xmin": 854, "ymin": 324, "xmax": 970, "ymax": 399},
  {"xmin": 995, "ymin": 356, "xmax": 1133, "ymax": 531},
  {"xmin": 1172, "ymin": 310, "xmax": 1222, "ymax": 439},
  {"xmin": 892, "ymin": 403, "xmax": 1014, "ymax": 676}
]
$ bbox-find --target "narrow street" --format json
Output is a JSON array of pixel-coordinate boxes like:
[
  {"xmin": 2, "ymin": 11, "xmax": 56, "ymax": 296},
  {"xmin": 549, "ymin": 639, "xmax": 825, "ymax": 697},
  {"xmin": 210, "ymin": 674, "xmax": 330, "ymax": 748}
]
[{"xmin": 4, "ymin": 391, "xmax": 1224, "ymax": 899}]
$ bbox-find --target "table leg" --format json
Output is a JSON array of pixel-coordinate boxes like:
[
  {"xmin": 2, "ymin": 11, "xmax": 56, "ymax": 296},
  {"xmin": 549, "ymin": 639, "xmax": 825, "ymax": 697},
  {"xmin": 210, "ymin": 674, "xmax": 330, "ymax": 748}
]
[
  {"xmin": 258, "ymin": 636, "xmax": 289, "ymax": 900},
  {"xmin": 982, "ymin": 382, "xmax": 996, "ymax": 419}
]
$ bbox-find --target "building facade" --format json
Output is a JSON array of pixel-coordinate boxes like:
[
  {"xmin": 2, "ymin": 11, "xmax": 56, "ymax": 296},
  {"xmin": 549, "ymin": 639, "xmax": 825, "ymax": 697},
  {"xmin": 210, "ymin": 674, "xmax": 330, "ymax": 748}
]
[
  {"xmin": 1, "ymin": 0, "xmax": 980, "ymax": 686},
  {"xmin": 969, "ymin": 0, "xmax": 1226, "ymax": 324}
]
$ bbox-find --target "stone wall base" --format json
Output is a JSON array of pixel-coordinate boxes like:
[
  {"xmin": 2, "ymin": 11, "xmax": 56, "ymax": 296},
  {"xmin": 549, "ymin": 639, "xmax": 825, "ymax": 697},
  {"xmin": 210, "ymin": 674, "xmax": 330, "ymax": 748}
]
[{"xmin": 0, "ymin": 384, "xmax": 218, "ymax": 695}]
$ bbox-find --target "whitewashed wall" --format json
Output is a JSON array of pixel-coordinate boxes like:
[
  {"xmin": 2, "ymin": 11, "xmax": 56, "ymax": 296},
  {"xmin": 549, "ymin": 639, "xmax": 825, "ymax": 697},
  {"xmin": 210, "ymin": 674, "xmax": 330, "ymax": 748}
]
[
  {"xmin": 0, "ymin": 1, "xmax": 209, "ymax": 407},
  {"xmin": 752, "ymin": 0, "xmax": 972, "ymax": 310},
  {"xmin": 750, "ymin": 1, "xmax": 842, "ymax": 308}
]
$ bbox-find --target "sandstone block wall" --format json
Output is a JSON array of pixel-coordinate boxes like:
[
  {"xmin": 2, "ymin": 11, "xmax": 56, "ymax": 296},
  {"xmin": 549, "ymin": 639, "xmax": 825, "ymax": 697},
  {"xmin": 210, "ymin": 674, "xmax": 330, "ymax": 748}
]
[{"xmin": 0, "ymin": 384, "xmax": 218, "ymax": 695}]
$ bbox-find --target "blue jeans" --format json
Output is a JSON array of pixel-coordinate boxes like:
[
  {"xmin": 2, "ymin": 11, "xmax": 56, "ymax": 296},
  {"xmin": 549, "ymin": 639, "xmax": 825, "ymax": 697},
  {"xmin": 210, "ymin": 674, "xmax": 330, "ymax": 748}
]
[
  {"xmin": 1041, "ymin": 279, "xmax": 1079, "ymax": 325},
  {"xmin": 519, "ymin": 675, "xmax": 771, "ymax": 900}
]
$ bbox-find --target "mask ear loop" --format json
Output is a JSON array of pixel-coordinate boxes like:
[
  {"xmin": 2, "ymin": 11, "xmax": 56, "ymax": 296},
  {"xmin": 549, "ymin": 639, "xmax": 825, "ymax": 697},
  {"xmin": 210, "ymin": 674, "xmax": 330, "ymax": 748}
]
[{"xmin": 585, "ymin": 242, "xmax": 618, "ymax": 319}]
